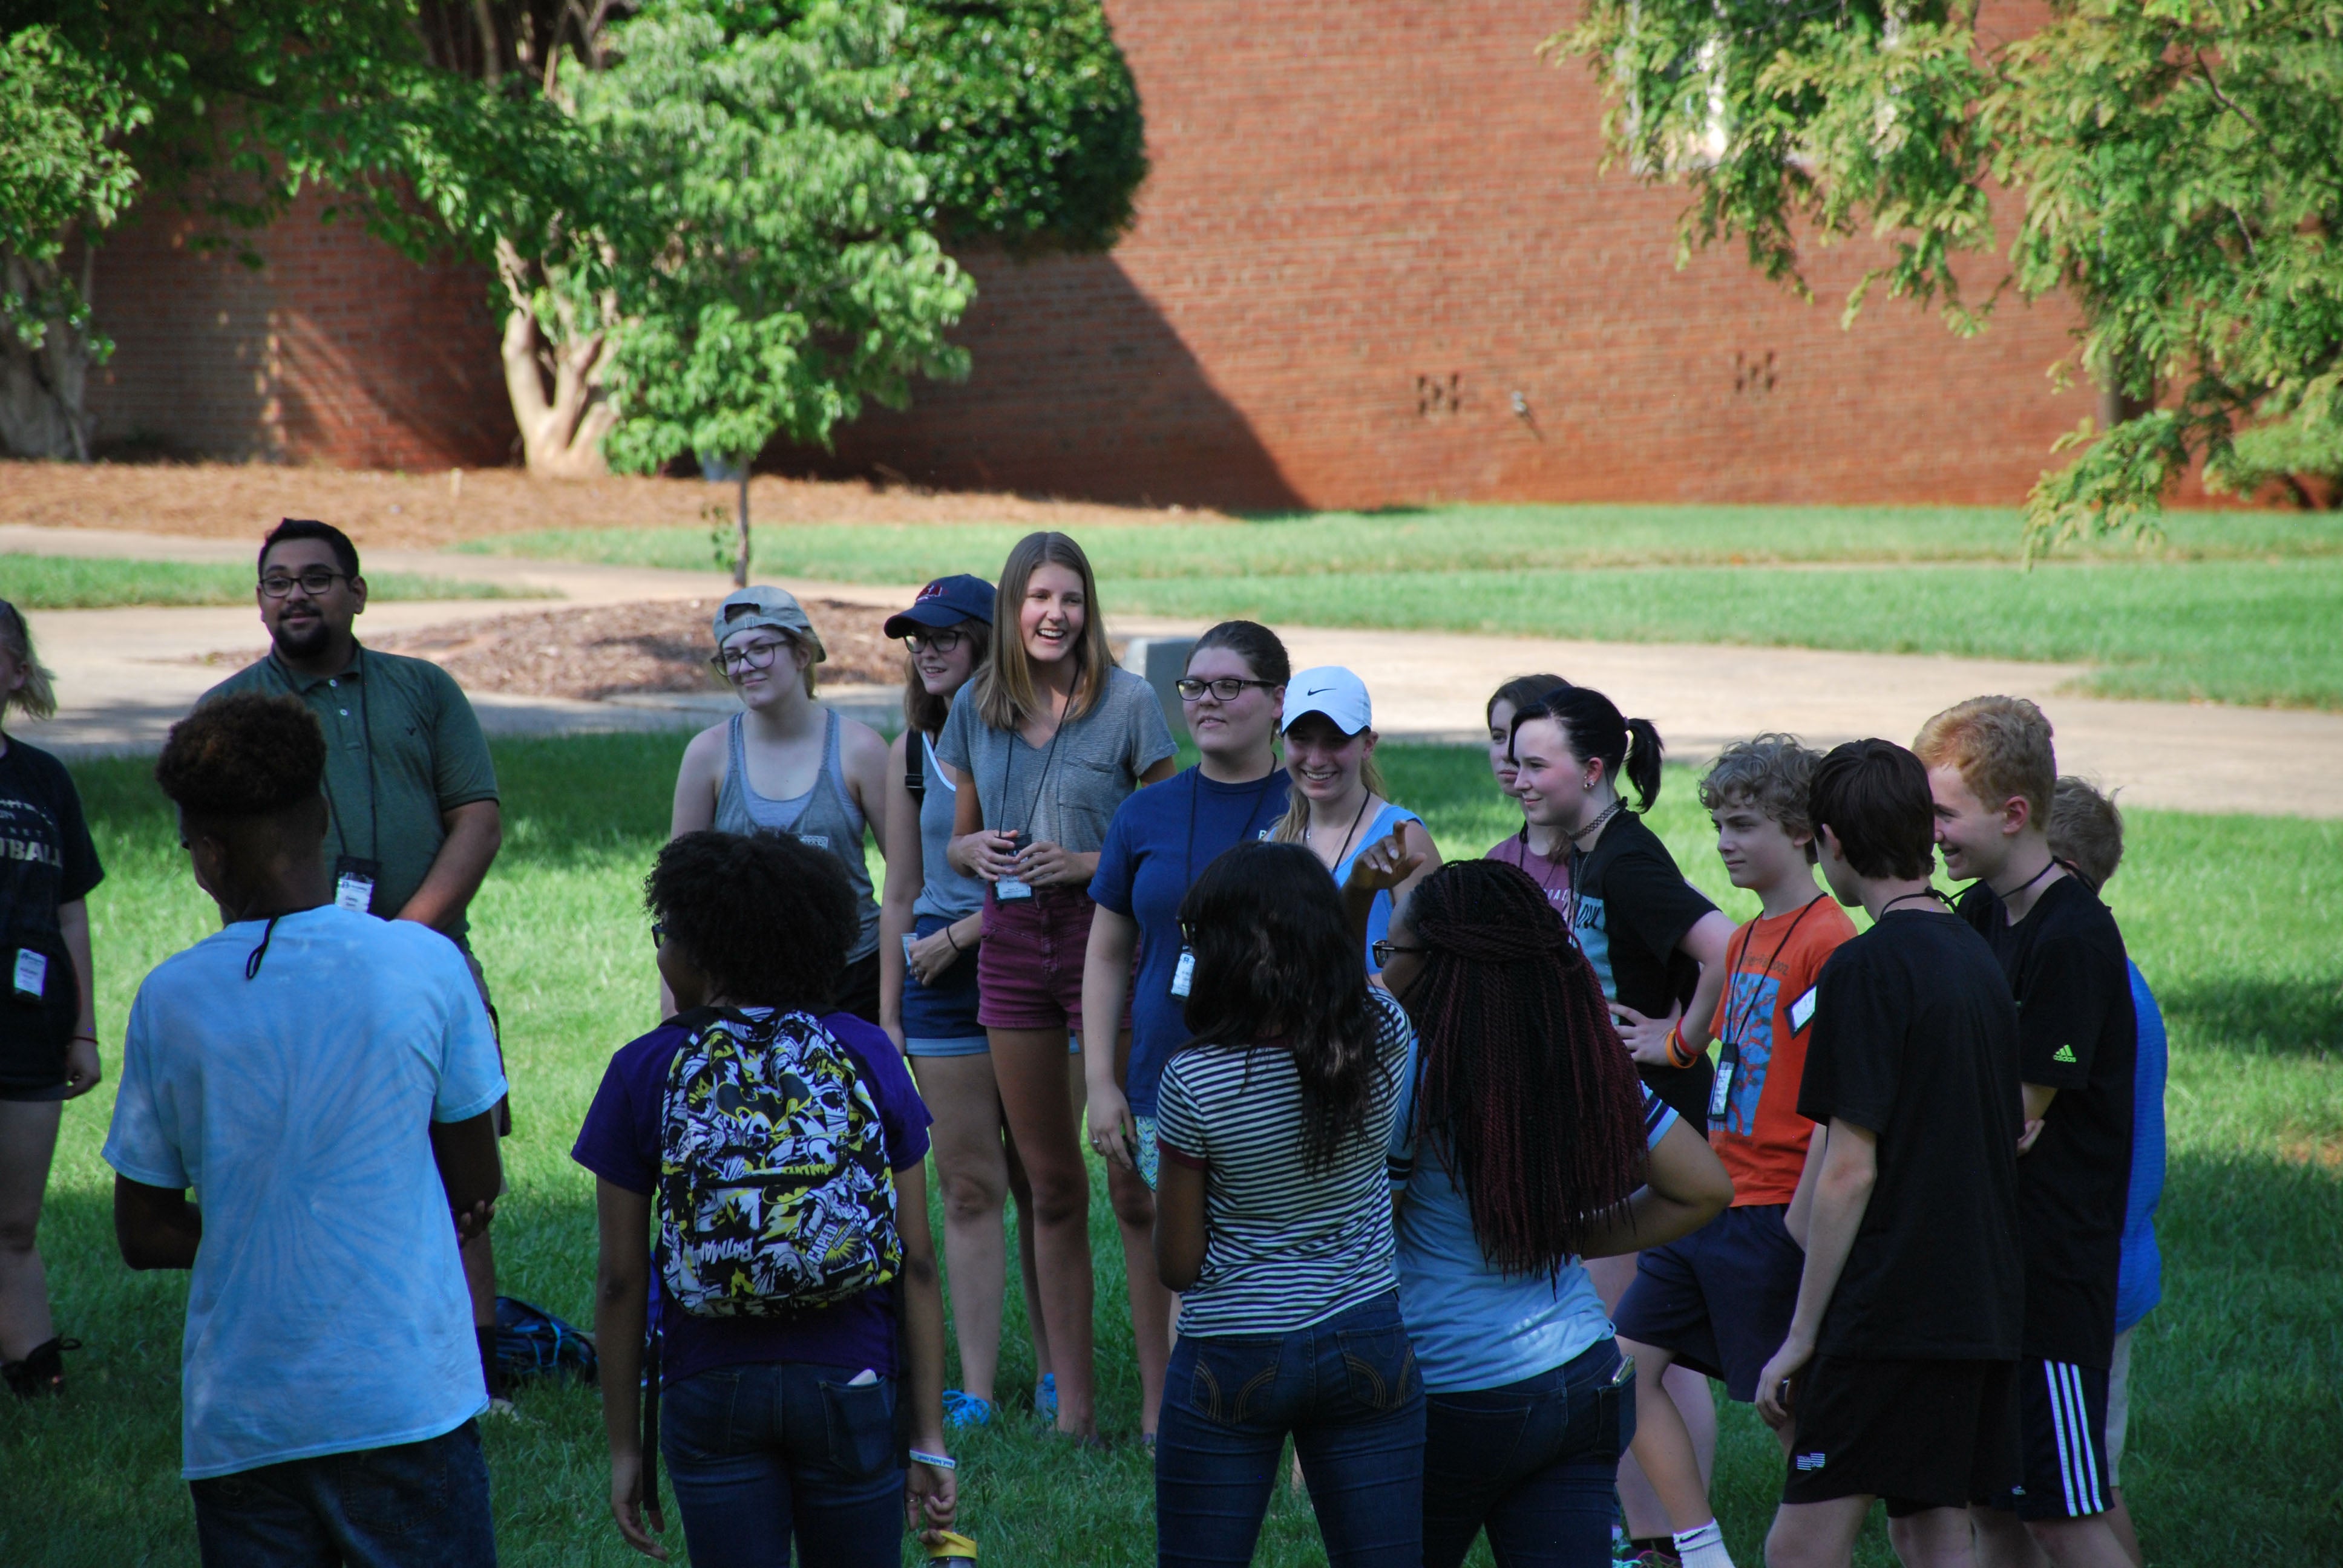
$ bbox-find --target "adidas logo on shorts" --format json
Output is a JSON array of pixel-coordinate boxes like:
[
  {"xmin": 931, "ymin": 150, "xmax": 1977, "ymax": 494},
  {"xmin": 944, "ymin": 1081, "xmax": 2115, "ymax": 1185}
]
[{"xmin": 1795, "ymin": 1452, "xmax": 1826, "ymax": 1472}]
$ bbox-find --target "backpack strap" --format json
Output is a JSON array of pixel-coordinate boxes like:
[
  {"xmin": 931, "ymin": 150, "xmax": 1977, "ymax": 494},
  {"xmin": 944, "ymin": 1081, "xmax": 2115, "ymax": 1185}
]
[
  {"xmin": 641, "ymin": 1322, "xmax": 661, "ymax": 1515},
  {"xmin": 905, "ymin": 728, "xmax": 927, "ymax": 801}
]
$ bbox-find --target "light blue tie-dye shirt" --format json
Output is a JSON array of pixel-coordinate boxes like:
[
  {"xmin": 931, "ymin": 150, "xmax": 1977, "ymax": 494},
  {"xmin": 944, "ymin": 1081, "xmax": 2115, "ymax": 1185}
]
[{"xmin": 104, "ymin": 906, "xmax": 506, "ymax": 1479}]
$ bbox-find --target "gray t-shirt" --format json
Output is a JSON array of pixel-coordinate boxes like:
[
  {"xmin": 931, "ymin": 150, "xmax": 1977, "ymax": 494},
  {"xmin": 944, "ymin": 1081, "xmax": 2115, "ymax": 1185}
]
[{"xmin": 936, "ymin": 667, "xmax": 1178, "ymax": 855}]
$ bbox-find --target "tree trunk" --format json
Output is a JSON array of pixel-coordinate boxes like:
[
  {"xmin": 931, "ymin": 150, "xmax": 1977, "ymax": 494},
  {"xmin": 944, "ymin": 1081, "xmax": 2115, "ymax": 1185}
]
[
  {"xmin": 733, "ymin": 468, "xmax": 751, "ymax": 587},
  {"xmin": 0, "ymin": 249, "xmax": 97, "ymax": 462},
  {"xmin": 495, "ymin": 238, "xmax": 617, "ymax": 477}
]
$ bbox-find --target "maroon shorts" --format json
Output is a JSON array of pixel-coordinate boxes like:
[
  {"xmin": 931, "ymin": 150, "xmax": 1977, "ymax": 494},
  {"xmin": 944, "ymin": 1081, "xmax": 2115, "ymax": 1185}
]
[{"xmin": 977, "ymin": 884, "xmax": 1096, "ymax": 1033}]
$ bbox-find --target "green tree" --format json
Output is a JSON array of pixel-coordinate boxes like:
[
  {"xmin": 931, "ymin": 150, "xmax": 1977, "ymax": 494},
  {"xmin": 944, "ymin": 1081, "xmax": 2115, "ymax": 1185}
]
[
  {"xmin": 2, "ymin": 1, "xmax": 444, "ymax": 459},
  {"xmin": 407, "ymin": 0, "xmax": 1142, "ymax": 478},
  {"xmin": 586, "ymin": 4, "xmax": 974, "ymax": 581},
  {"xmin": 0, "ymin": 25, "xmax": 146, "ymax": 457},
  {"xmin": 1552, "ymin": 1, "xmax": 2343, "ymax": 546}
]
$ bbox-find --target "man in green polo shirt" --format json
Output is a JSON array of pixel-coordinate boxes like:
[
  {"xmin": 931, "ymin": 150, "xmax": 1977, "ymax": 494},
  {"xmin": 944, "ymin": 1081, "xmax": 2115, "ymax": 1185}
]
[{"xmin": 203, "ymin": 518, "xmax": 511, "ymax": 1401}]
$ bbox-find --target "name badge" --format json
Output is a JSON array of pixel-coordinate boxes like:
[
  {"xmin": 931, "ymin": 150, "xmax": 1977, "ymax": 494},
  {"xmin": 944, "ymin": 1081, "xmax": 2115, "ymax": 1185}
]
[
  {"xmin": 1789, "ymin": 985, "xmax": 1818, "ymax": 1033},
  {"xmin": 996, "ymin": 875, "xmax": 1034, "ymax": 902},
  {"xmin": 333, "ymin": 855, "xmax": 381, "ymax": 915},
  {"xmin": 1708, "ymin": 1060, "xmax": 1735, "ymax": 1122},
  {"xmin": 11, "ymin": 949, "xmax": 47, "ymax": 999},
  {"xmin": 1170, "ymin": 947, "xmax": 1196, "ymax": 999}
]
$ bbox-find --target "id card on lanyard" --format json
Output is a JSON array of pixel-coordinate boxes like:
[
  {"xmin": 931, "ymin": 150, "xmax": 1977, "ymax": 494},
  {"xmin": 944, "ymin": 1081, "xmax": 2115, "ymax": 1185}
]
[
  {"xmin": 334, "ymin": 855, "xmax": 381, "ymax": 913},
  {"xmin": 1169, "ymin": 768, "xmax": 1282, "ymax": 1001},
  {"xmin": 10, "ymin": 948, "xmax": 47, "ymax": 999},
  {"xmin": 1708, "ymin": 898, "xmax": 1824, "ymax": 1127}
]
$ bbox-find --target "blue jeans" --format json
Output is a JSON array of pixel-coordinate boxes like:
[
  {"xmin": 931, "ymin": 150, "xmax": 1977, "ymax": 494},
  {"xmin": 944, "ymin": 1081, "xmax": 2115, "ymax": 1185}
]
[
  {"xmin": 660, "ymin": 1362, "xmax": 903, "ymax": 1568},
  {"xmin": 1420, "ymin": 1338, "xmax": 1637, "ymax": 1568},
  {"xmin": 1156, "ymin": 1292, "xmax": 1426, "ymax": 1567},
  {"xmin": 189, "ymin": 1419, "xmax": 494, "ymax": 1568}
]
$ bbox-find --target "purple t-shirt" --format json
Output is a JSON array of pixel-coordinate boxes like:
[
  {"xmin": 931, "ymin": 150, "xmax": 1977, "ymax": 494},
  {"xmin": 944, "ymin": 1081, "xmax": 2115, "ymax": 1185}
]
[{"xmin": 571, "ymin": 1009, "xmax": 932, "ymax": 1387}]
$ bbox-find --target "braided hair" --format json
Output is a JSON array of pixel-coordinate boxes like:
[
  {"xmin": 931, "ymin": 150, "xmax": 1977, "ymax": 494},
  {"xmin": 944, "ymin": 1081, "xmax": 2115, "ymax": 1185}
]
[{"xmin": 1396, "ymin": 860, "xmax": 1648, "ymax": 1274}]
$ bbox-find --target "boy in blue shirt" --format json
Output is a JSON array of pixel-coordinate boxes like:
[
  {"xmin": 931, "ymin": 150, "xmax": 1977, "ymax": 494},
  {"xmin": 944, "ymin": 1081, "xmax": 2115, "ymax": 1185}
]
[
  {"xmin": 106, "ymin": 693, "xmax": 506, "ymax": 1567},
  {"xmin": 2048, "ymin": 777, "xmax": 2163, "ymax": 1568}
]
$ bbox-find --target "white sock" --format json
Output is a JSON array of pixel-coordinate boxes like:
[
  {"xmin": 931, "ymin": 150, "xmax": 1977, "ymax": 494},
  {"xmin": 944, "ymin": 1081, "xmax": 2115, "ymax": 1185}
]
[{"xmin": 1673, "ymin": 1520, "xmax": 1737, "ymax": 1568}]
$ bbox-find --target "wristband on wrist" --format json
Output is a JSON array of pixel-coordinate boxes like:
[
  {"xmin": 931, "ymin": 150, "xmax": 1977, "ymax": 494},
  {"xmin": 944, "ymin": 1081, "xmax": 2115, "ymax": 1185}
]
[
  {"xmin": 942, "ymin": 927, "xmax": 961, "ymax": 954},
  {"xmin": 1665, "ymin": 1025, "xmax": 1698, "ymax": 1070},
  {"xmin": 908, "ymin": 1448, "xmax": 956, "ymax": 1470},
  {"xmin": 70, "ymin": 1032, "xmax": 99, "ymax": 1045}
]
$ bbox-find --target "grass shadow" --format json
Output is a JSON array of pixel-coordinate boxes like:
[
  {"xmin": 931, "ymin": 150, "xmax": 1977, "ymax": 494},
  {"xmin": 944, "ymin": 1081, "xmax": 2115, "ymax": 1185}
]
[{"xmin": 2159, "ymin": 977, "xmax": 2343, "ymax": 1060}]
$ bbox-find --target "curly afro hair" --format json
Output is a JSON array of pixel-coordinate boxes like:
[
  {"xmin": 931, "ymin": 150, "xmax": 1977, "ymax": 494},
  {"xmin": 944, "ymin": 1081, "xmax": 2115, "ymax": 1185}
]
[
  {"xmin": 646, "ymin": 830, "xmax": 854, "ymax": 1011},
  {"xmin": 156, "ymin": 694, "xmax": 327, "ymax": 818}
]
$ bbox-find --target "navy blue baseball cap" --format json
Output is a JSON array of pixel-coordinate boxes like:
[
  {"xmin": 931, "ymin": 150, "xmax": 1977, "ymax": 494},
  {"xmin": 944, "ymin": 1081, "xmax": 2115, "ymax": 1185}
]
[{"xmin": 883, "ymin": 574, "xmax": 995, "ymax": 639}]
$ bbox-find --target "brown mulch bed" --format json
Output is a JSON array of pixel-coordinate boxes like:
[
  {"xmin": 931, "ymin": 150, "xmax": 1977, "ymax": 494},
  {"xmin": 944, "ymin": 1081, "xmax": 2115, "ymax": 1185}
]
[
  {"xmin": 1, "ymin": 460, "xmax": 1230, "ymax": 551},
  {"xmin": 367, "ymin": 598, "xmax": 906, "ymax": 702}
]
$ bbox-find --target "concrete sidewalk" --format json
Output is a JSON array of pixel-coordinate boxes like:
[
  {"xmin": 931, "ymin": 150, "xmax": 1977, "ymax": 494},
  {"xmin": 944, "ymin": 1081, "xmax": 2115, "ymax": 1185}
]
[{"xmin": 10, "ymin": 524, "xmax": 2340, "ymax": 818}]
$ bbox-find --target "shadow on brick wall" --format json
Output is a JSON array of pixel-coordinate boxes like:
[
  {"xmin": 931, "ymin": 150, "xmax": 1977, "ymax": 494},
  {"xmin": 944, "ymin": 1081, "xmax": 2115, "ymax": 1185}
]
[
  {"xmin": 88, "ymin": 194, "xmax": 516, "ymax": 471},
  {"xmin": 788, "ymin": 250, "xmax": 1305, "ymax": 512}
]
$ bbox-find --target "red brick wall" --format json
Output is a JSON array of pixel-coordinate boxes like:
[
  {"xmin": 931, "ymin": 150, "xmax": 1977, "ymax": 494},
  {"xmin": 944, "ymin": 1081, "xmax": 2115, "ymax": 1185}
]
[
  {"xmin": 87, "ymin": 188, "xmax": 514, "ymax": 470},
  {"xmin": 814, "ymin": 0, "xmax": 2088, "ymax": 509},
  {"xmin": 85, "ymin": 1, "xmax": 2092, "ymax": 511}
]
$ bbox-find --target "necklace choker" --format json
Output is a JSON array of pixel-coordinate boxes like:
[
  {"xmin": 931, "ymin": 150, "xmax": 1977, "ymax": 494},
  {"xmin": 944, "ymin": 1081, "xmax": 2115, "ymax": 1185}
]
[{"xmin": 1568, "ymin": 798, "xmax": 1625, "ymax": 847}]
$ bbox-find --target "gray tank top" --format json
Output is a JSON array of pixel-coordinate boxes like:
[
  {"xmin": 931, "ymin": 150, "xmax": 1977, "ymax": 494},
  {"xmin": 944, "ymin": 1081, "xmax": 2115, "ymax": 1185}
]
[
  {"xmin": 713, "ymin": 709, "xmax": 879, "ymax": 962},
  {"xmin": 912, "ymin": 732, "xmax": 986, "ymax": 924}
]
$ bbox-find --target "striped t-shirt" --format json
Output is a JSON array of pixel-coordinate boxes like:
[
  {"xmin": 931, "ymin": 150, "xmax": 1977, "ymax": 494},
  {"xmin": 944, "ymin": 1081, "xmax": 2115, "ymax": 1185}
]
[{"xmin": 1154, "ymin": 990, "xmax": 1418, "ymax": 1338}]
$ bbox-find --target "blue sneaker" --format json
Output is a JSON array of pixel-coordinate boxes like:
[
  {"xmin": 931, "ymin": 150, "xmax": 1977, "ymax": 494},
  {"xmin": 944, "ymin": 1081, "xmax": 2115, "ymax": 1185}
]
[
  {"xmin": 1034, "ymin": 1372, "xmax": 1058, "ymax": 1423},
  {"xmin": 941, "ymin": 1389, "xmax": 994, "ymax": 1429}
]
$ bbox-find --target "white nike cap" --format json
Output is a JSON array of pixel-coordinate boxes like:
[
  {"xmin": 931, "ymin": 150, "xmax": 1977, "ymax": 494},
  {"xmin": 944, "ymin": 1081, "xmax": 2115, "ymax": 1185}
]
[{"xmin": 1281, "ymin": 666, "xmax": 1373, "ymax": 736}]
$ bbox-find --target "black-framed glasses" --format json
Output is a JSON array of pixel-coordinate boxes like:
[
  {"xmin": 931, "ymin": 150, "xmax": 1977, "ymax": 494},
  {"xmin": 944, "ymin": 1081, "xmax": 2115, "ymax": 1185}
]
[
  {"xmin": 259, "ymin": 568, "xmax": 353, "ymax": 598},
  {"xmin": 905, "ymin": 627, "xmax": 966, "ymax": 656},
  {"xmin": 650, "ymin": 921, "xmax": 667, "ymax": 949},
  {"xmin": 710, "ymin": 636, "xmax": 794, "ymax": 676},
  {"xmin": 1176, "ymin": 676, "xmax": 1277, "ymax": 703},
  {"xmin": 1370, "ymin": 939, "xmax": 1426, "ymax": 967}
]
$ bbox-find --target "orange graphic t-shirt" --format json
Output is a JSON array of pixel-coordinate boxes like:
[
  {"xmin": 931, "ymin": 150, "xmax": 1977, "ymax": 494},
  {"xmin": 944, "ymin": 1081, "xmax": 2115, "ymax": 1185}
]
[{"xmin": 1706, "ymin": 895, "xmax": 1859, "ymax": 1206}]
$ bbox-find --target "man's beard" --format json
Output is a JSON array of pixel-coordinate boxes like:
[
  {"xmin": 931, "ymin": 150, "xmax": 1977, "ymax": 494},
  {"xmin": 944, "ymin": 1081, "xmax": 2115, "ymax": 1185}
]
[{"xmin": 269, "ymin": 613, "xmax": 334, "ymax": 660}]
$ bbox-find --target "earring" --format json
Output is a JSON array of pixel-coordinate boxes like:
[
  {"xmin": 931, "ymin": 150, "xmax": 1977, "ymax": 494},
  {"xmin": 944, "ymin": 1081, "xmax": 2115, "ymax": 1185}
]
[{"xmin": 1583, "ymin": 779, "xmax": 1594, "ymax": 792}]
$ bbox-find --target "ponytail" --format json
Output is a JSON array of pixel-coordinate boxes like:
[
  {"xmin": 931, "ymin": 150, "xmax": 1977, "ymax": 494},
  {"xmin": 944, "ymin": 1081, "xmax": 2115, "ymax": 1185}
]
[
  {"xmin": 1621, "ymin": 717, "xmax": 1665, "ymax": 812},
  {"xmin": 1511, "ymin": 685, "xmax": 1666, "ymax": 812}
]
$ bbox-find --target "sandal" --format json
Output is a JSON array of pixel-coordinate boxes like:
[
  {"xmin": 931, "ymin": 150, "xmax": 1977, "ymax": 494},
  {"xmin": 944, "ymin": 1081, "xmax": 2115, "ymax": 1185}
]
[{"xmin": 1, "ymin": 1337, "xmax": 79, "ymax": 1399}]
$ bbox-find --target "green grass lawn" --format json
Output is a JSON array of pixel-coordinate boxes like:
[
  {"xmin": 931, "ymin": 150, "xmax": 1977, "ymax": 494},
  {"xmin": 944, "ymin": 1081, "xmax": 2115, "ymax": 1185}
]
[
  {"xmin": 454, "ymin": 504, "xmax": 2343, "ymax": 711},
  {"xmin": 10, "ymin": 733, "xmax": 2338, "ymax": 1566},
  {"xmin": 1, "ymin": 554, "xmax": 537, "ymax": 609}
]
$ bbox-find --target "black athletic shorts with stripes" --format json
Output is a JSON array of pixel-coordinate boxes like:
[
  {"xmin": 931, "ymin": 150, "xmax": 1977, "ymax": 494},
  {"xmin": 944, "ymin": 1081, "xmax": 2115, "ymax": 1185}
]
[
  {"xmin": 1779, "ymin": 1355, "xmax": 2020, "ymax": 1517},
  {"xmin": 1976, "ymin": 1358, "xmax": 2115, "ymax": 1521}
]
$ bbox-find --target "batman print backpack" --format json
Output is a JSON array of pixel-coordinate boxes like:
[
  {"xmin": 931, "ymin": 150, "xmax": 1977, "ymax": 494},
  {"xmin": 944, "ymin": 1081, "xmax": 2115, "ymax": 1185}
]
[{"xmin": 657, "ymin": 1007, "xmax": 902, "ymax": 1315}]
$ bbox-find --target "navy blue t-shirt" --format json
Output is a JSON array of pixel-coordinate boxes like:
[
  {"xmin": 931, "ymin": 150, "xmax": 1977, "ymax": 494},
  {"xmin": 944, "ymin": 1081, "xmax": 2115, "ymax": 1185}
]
[
  {"xmin": 571, "ymin": 1010, "xmax": 932, "ymax": 1387},
  {"xmin": 1089, "ymin": 766, "xmax": 1290, "ymax": 1117}
]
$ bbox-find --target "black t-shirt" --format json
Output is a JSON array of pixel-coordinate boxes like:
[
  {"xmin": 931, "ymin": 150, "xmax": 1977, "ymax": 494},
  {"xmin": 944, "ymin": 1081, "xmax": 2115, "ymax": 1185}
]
[
  {"xmin": 0, "ymin": 739, "xmax": 105, "ymax": 1086},
  {"xmin": 1570, "ymin": 811, "xmax": 1717, "ymax": 1123},
  {"xmin": 1797, "ymin": 909, "xmax": 2025, "ymax": 1362},
  {"xmin": 1958, "ymin": 874, "xmax": 2136, "ymax": 1368}
]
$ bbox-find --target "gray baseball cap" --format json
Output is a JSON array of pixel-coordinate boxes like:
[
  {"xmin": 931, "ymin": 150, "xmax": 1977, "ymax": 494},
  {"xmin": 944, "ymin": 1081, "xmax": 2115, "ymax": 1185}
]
[{"xmin": 712, "ymin": 586, "xmax": 826, "ymax": 666}]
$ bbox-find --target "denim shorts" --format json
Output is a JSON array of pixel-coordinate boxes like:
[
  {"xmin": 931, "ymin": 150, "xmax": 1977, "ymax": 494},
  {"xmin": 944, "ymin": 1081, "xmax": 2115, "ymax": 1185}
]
[
  {"xmin": 976, "ymin": 884, "xmax": 1095, "ymax": 1032},
  {"xmin": 901, "ymin": 913, "xmax": 986, "ymax": 1056}
]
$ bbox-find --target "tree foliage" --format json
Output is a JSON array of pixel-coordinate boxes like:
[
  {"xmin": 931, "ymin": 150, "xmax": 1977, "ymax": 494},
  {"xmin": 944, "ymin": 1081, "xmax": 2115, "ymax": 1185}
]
[
  {"xmin": 583, "ymin": 4, "xmax": 974, "ymax": 474},
  {"xmin": 1, "ymin": 24, "xmax": 147, "ymax": 455},
  {"xmin": 1554, "ymin": 1, "xmax": 2343, "ymax": 544}
]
